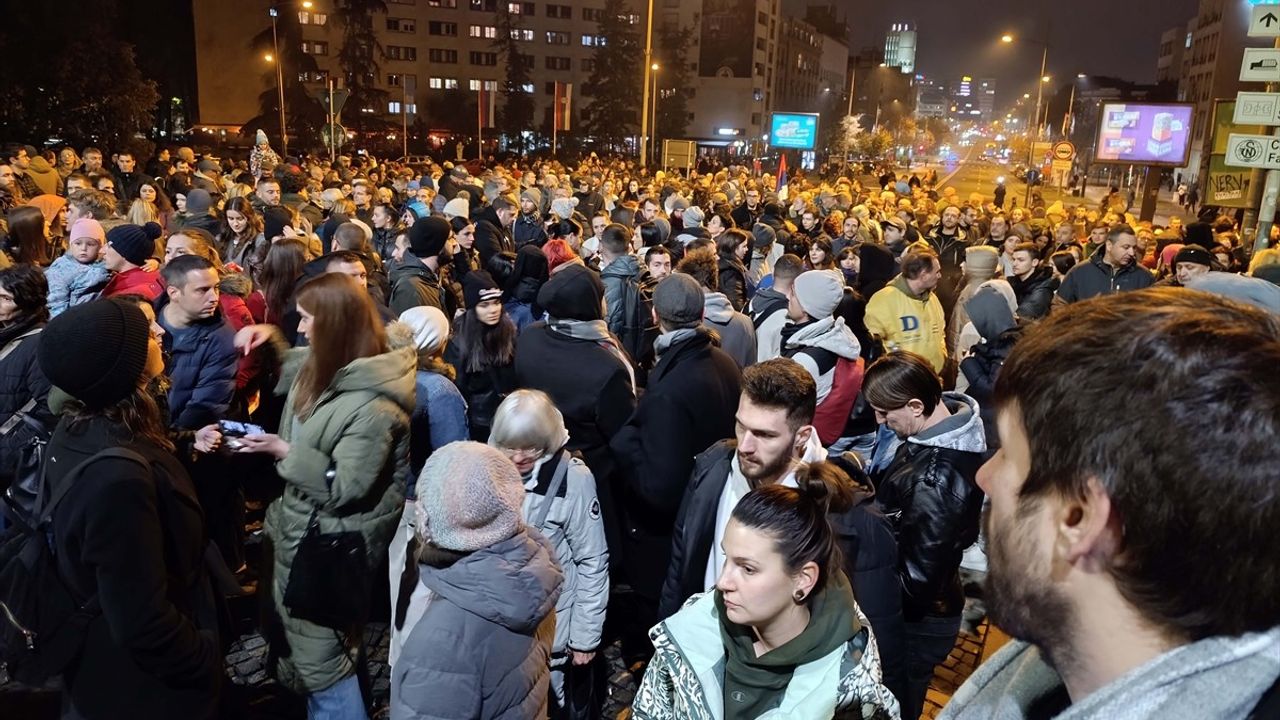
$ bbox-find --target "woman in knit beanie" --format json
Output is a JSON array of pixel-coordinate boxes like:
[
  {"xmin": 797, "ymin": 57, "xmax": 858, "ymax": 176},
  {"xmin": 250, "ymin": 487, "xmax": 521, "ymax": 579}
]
[
  {"xmin": 392, "ymin": 441, "xmax": 563, "ymax": 720},
  {"xmin": 36, "ymin": 299, "xmax": 222, "ymax": 717},
  {"xmin": 444, "ymin": 269, "xmax": 519, "ymax": 442}
]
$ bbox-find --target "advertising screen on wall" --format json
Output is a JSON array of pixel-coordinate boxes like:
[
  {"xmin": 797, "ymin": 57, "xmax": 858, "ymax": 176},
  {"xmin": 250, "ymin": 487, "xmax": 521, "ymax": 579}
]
[
  {"xmin": 770, "ymin": 113, "xmax": 820, "ymax": 150},
  {"xmin": 1093, "ymin": 103, "xmax": 1194, "ymax": 166}
]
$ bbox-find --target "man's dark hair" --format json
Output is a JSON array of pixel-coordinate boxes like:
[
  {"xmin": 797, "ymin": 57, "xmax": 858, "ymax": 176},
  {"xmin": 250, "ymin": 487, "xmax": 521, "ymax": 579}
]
[
  {"xmin": 3, "ymin": 143, "xmax": 25, "ymax": 163},
  {"xmin": 610, "ymin": 205, "xmax": 636, "ymax": 227},
  {"xmin": 644, "ymin": 245, "xmax": 671, "ymax": 264},
  {"xmin": 162, "ymin": 253, "xmax": 216, "ymax": 288},
  {"xmin": 325, "ymin": 249, "xmax": 365, "ymax": 269},
  {"xmin": 772, "ymin": 253, "xmax": 805, "ymax": 283},
  {"xmin": 600, "ymin": 223, "xmax": 632, "ymax": 256},
  {"xmin": 1107, "ymin": 223, "xmax": 1136, "ymax": 244},
  {"xmin": 676, "ymin": 247, "xmax": 718, "ymax": 290},
  {"xmin": 0, "ymin": 264, "xmax": 50, "ymax": 323},
  {"xmin": 332, "ymin": 222, "xmax": 368, "ymax": 253},
  {"xmin": 116, "ymin": 150, "xmax": 133, "ymax": 160},
  {"xmin": 1050, "ymin": 251, "xmax": 1077, "ymax": 276},
  {"xmin": 901, "ymin": 248, "xmax": 939, "ymax": 280},
  {"xmin": 863, "ymin": 351, "xmax": 943, "ymax": 413},
  {"xmin": 994, "ymin": 288, "xmax": 1280, "ymax": 640},
  {"xmin": 741, "ymin": 358, "xmax": 817, "ymax": 430},
  {"xmin": 257, "ymin": 176, "xmax": 280, "ymax": 189},
  {"xmin": 1012, "ymin": 242, "xmax": 1040, "ymax": 260}
]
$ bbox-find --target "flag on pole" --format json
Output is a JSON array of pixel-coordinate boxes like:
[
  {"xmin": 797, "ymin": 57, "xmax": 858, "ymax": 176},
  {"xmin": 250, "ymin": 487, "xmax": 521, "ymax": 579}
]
[
  {"xmin": 776, "ymin": 153, "xmax": 788, "ymax": 196},
  {"xmin": 478, "ymin": 86, "xmax": 496, "ymax": 129},
  {"xmin": 553, "ymin": 82, "xmax": 573, "ymax": 132}
]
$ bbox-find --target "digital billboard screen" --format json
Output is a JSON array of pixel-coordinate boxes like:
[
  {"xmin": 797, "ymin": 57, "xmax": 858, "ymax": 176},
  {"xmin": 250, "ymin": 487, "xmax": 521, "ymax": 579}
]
[
  {"xmin": 770, "ymin": 113, "xmax": 819, "ymax": 150},
  {"xmin": 1093, "ymin": 103, "xmax": 1193, "ymax": 166}
]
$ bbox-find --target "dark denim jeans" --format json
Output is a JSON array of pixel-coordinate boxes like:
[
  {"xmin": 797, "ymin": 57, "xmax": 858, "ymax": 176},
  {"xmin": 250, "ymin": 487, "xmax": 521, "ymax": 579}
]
[{"xmin": 900, "ymin": 614, "xmax": 962, "ymax": 720}]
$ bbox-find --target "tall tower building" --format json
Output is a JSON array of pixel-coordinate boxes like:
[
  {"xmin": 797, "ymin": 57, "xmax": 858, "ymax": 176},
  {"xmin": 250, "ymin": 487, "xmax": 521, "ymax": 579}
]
[{"xmin": 884, "ymin": 23, "xmax": 916, "ymax": 74}]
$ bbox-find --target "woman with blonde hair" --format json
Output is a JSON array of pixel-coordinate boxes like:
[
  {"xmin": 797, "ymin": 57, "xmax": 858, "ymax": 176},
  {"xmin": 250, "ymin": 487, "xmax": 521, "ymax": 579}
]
[
  {"xmin": 127, "ymin": 197, "xmax": 160, "ymax": 226},
  {"xmin": 488, "ymin": 388, "xmax": 609, "ymax": 714}
]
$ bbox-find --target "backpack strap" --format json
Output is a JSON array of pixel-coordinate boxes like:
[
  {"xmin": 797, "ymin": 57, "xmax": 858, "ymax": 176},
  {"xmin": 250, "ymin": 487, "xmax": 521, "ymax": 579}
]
[
  {"xmin": 530, "ymin": 451, "xmax": 570, "ymax": 530},
  {"xmin": 0, "ymin": 326, "xmax": 41, "ymax": 364},
  {"xmin": 35, "ymin": 448, "xmax": 149, "ymax": 525}
]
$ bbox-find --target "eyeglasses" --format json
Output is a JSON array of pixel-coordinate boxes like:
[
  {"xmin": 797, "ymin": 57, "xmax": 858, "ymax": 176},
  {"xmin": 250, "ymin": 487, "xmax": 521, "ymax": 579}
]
[{"xmin": 499, "ymin": 447, "xmax": 543, "ymax": 462}]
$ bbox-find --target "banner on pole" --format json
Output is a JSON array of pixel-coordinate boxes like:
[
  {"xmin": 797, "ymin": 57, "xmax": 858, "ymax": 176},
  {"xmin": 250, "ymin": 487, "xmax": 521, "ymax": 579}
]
[
  {"xmin": 478, "ymin": 87, "xmax": 496, "ymax": 129},
  {"xmin": 554, "ymin": 82, "xmax": 573, "ymax": 132}
]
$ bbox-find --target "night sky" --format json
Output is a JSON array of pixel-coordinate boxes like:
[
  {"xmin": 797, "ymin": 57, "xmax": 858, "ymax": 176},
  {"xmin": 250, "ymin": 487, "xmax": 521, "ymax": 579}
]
[{"xmin": 829, "ymin": 0, "xmax": 1201, "ymax": 106}]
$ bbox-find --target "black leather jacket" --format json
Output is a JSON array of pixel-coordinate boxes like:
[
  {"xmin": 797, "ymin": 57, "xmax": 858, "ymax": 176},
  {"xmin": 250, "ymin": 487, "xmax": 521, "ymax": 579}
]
[{"xmin": 873, "ymin": 393, "xmax": 987, "ymax": 621}]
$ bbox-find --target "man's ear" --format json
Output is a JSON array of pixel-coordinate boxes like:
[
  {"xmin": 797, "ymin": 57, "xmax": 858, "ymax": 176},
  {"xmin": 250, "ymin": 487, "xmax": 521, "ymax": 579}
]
[
  {"xmin": 793, "ymin": 425, "xmax": 814, "ymax": 455},
  {"xmin": 1058, "ymin": 476, "xmax": 1120, "ymax": 568}
]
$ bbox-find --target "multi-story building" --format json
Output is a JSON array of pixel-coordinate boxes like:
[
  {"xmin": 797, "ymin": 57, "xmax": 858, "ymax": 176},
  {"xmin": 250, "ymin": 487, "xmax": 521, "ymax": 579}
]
[
  {"xmin": 977, "ymin": 78, "xmax": 996, "ymax": 121},
  {"xmin": 915, "ymin": 75, "xmax": 947, "ymax": 119},
  {"xmin": 661, "ymin": 0, "xmax": 781, "ymax": 147},
  {"xmin": 1180, "ymin": 0, "xmax": 1270, "ymax": 180},
  {"xmin": 847, "ymin": 48, "xmax": 914, "ymax": 128},
  {"xmin": 884, "ymin": 23, "xmax": 916, "ymax": 75},
  {"xmin": 192, "ymin": 0, "xmax": 629, "ymax": 140},
  {"xmin": 1157, "ymin": 23, "xmax": 1191, "ymax": 84}
]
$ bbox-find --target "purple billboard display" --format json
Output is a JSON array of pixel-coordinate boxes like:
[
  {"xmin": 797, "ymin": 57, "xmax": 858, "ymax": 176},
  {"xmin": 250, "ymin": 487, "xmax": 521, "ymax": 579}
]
[{"xmin": 1093, "ymin": 103, "xmax": 1194, "ymax": 166}]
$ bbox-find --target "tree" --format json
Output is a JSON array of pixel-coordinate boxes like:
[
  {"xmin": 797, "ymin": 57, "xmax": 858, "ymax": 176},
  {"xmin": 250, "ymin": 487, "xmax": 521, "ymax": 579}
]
[
  {"xmin": 581, "ymin": 0, "xmax": 642, "ymax": 152},
  {"xmin": 242, "ymin": 12, "xmax": 325, "ymax": 150},
  {"xmin": 835, "ymin": 114, "xmax": 866, "ymax": 158},
  {"xmin": 653, "ymin": 26, "xmax": 693, "ymax": 143},
  {"xmin": 335, "ymin": 0, "xmax": 390, "ymax": 135},
  {"xmin": 0, "ymin": 0, "xmax": 159, "ymax": 150},
  {"xmin": 495, "ymin": 5, "xmax": 535, "ymax": 153}
]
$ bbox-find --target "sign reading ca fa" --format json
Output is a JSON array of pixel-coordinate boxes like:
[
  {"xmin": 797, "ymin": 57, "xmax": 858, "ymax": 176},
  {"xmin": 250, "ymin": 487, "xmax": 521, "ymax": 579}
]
[{"xmin": 1225, "ymin": 133, "xmax": 1280, "ymax": 170}]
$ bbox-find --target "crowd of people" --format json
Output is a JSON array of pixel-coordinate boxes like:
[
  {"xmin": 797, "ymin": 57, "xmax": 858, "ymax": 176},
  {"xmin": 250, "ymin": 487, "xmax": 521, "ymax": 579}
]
[{"xmin": 0, "ymin": 133, "xmax": 1278, "ymax": 720}]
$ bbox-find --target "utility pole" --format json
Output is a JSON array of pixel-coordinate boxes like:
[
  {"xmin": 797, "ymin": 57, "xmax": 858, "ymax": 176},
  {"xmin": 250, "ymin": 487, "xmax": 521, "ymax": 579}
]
[{"xmin": 639, "ymin": 0, "xmax": 655, "ymax": 166}]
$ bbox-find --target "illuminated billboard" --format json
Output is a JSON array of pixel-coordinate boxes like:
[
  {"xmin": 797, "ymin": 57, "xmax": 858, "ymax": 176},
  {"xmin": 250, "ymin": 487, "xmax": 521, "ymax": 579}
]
[
  {"xmin": 1093, "ymin": 102, "xmax": 1194, "ymax": 166},
  {"xmin": 770, "ymin": 113, "xmax": 819, "ymax": 150}
]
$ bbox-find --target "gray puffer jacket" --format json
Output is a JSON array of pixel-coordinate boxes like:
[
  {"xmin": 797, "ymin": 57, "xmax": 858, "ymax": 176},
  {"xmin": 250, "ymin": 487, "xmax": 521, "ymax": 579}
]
[{"xmin": 391, "ymin": 529, "xmax": 563, "ymax": 720}]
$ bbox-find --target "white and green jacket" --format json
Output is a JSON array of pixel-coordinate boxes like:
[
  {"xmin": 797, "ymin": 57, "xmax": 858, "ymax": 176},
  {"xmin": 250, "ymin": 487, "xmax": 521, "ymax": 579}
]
[{"xmin": 633, "ymin": 591, "xmax": 902, "ymax": 720}]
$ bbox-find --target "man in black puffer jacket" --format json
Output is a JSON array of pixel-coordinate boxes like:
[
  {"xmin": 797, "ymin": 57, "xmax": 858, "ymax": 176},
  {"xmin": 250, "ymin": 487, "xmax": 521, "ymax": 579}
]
[{"xmin": 863, "ymin": 351, "xmax": 986, "ymax": 720}]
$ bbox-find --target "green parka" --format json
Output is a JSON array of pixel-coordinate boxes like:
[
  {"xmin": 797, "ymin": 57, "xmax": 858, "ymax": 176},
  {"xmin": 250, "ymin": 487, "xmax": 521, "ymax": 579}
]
[{"xmin": 265, "ymin": 342, "xmax": 416, "ymax": 694}]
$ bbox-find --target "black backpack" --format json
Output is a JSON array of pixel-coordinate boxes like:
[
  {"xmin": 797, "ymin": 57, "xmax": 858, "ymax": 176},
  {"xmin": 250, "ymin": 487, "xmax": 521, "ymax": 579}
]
[
  {"xmin": 0, "ymin": 447, "xmax": 148, "ymax": 684},
  {"xmin": 616, "ymin": 277, "xmax": 657, "ymax": 369}
]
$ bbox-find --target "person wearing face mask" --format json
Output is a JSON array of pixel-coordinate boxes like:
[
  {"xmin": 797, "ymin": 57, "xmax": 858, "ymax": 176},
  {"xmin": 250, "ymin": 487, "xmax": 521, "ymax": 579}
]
[
  {"xmin": 445, "ymin": 270, "xmax": 519, "ymax": 442},
  {"xmin": 636, "ymin": 462, "xmax": 900, "ymax": 720}
]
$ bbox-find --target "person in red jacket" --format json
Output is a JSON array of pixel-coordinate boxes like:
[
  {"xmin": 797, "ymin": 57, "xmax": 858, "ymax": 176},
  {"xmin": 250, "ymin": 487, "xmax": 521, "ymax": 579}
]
[{"xmin": 102, "ymin": 222, "xmax": 165, "ymax": 300}]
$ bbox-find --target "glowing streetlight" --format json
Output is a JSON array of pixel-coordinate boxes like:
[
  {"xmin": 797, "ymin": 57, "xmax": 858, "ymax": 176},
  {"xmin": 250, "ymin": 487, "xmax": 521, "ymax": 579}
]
[
  {"xmin": 264, "ymin": 53, "xmax": 274, "ymax": 62},
  {"xmin": 1001, "ymin": 34, "xmax": 1014, "ymax": 43}
]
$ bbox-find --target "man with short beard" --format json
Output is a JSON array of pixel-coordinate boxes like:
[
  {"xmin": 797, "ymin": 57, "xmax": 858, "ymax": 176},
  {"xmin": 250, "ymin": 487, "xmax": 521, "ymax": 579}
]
[
  {"xmin": 985, "ymin": 214, "xmax": 1009, "ymax": 249},
  {"xmin": 942, "ymin": 289, "xmax": 1280, "ymax": 720},
  {"xmin": 658, "ymin": 358, "xmax": 828, "ymax": 620}
]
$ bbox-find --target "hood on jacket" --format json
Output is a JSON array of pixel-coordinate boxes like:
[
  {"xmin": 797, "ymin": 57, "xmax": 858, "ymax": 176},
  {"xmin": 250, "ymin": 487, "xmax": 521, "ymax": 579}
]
[
  {"xmin": 390, "ymin": 253, "xmax": 437, "ymax": 284},
  {"xmin": 702, "ymin": 290, "xmax": 737, "ymax": 323},
  {"xmin": 507, "ymin": 244, "xmax": 549, "ymax": 305},
  {"xmin": 856, "ymin": 243, "xmax": 897, "ymax": 297},
  {"xmin": 889, "ymin": 272, "xmax": 932, "ymax": 302},
  {"xmin": 783, "ymin": 315, "xmax": 861, "ymax": 360},
  {"xmin": 1186, "ymin": 271, "xmax": 1280, "ymax": 314},
  {"xmin": 599, "ymin": 252, "xmax": 640, "ymax": 280},
  {"xmin": 418, "ymin": 530, "xmax": 563, "ymax": 633},
  {"xmin": 910, "ymin": 392, "xmax": 986, "ymax": 454},
  {"xmin": 965, "ymin": 282, "xmax": 1017, "ymax": 342},
  {"xmin": 325, "ymin": 345, "xmax": 417, "ymax": 414}
]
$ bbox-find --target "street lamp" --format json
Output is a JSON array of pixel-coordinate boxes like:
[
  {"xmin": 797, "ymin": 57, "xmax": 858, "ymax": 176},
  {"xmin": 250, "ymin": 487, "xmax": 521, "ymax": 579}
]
[
  {"xmin": 1002, "ymin": 32, "xmax": 1049, "ymax": 204},
  {"xmin": 639, "ymin": 0, "xmax": 655, "ymax": 165},
  {"xmin": 650, "ymin": 63, "xmax": 660, "ymax": 167},
  {"xmin": 268, "ymin": 1, "xmax": 313, "ymax": 157}
]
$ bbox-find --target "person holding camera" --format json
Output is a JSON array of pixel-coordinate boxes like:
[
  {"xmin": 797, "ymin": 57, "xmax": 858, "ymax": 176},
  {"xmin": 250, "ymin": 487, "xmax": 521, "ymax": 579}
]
[{"xmin": 233, "ymin": 272, "xmax": 416, "ymax": 717}]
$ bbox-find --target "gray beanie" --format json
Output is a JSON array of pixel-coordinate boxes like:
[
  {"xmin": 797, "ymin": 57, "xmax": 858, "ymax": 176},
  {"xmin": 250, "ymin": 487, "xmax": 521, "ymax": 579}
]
[
  {"xmin": 415, "ymin": 442, "xmax": 524, "ymax": 552},
  {"xmin": 683, "ymin": 205, "xmax": 705, "ymax": 228},
  {"xmin": 751, "ymin": 222, "xmax": 777, "ymax": 250},
  {"xmin": 793, "ymin": 269, "xmax": 846, "ymax": 319}
]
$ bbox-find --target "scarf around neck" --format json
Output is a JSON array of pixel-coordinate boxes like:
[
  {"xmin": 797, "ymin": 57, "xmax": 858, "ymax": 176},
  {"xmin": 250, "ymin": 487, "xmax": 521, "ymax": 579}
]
[{"xmin": 548, "ymin": 317, "xmax": 636, "ymax": 393}]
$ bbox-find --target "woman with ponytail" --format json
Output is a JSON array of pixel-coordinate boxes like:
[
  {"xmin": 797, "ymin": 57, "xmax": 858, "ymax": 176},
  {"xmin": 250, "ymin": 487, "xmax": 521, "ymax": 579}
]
[{"xmin": 634, "ymin": 461, "xmax": 900, "ymax": 720}]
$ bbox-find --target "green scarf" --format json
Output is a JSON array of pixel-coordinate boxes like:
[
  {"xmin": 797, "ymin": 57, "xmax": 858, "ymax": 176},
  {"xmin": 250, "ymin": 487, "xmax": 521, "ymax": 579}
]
[{"xmin": 717, "ymin": 573, "xmax": 861, "ymax": 720}]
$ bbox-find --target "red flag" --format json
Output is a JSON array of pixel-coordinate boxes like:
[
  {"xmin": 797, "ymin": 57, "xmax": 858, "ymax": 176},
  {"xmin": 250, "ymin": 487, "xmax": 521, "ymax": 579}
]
[{"xmin": 553, "ymin": 82, "xmax": 573, "ymax": 132}]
